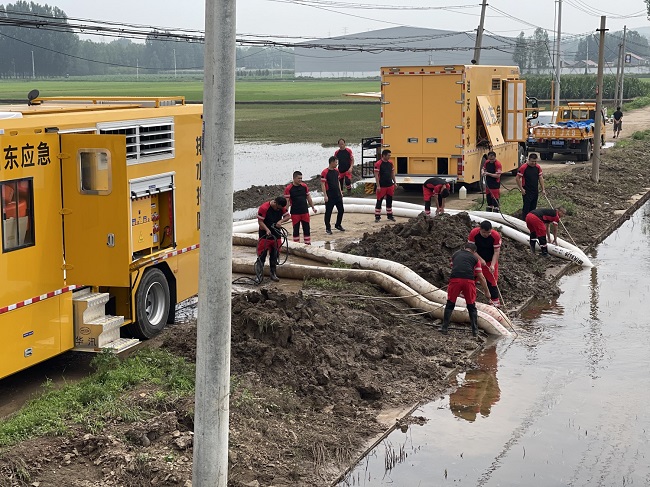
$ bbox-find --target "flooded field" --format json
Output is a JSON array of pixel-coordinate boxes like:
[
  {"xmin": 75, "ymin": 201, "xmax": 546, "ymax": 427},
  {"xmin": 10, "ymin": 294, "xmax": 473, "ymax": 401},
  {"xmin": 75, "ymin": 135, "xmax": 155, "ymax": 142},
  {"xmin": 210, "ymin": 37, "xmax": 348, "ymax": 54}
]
[
  {"xmin": 340, "ymin": 201, "xmax": 650, "ymax": 487},
  {"xmin": 234, "ymin": 142, "xmax": 358, "ymax": 190}
]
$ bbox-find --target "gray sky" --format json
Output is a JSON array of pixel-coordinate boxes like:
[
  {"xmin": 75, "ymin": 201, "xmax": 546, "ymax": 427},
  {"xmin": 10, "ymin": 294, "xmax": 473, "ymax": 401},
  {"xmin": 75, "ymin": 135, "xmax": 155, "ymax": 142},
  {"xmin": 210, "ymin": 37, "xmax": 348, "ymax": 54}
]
[{"xmin": 49, "ymin": 0, "xmax": 648, "ymax": 41}]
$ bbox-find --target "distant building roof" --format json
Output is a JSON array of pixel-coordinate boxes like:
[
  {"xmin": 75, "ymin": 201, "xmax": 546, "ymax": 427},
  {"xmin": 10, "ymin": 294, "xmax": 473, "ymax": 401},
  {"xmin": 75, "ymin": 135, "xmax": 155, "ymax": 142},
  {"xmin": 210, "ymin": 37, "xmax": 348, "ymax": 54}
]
[{"xmin": 294, "ymin": 26, "xmax": 515, "ymax": 77}]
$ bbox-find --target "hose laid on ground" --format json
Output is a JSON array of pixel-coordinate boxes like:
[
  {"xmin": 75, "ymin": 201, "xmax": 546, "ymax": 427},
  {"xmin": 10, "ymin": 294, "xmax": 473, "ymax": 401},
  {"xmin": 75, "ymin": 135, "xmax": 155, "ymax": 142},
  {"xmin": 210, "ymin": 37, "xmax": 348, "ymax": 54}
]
[
  {"xmin": 467, "ymin": 210, "xmax": 592, "ymax": 266},
  {"xmin": 233, "ymin": 204, "xmax": 593, "ymax": 267},
  {"xmin": 233, "ymin": 232, "xmax": 511, "ymax": 336},
  {"xmin": 232, "ymin": 257, "xmax": 502, "ymax": 334}
]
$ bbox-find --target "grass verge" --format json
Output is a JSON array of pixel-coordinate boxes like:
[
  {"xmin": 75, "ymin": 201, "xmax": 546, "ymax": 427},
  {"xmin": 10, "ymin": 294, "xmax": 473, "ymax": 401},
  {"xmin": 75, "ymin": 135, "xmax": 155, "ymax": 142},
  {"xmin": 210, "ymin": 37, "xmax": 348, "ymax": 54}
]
[{"xmin": 0, "ymin": 348, "xmax": 195, "ymax": 448}]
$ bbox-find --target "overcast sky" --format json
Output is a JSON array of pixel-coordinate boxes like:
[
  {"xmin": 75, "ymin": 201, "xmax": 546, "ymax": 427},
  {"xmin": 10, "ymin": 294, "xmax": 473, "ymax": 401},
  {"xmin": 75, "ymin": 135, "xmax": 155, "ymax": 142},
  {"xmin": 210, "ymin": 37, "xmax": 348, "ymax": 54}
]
[{"xmin": 49, "ymin": 0, "xmax": 648, "ymax": 42}]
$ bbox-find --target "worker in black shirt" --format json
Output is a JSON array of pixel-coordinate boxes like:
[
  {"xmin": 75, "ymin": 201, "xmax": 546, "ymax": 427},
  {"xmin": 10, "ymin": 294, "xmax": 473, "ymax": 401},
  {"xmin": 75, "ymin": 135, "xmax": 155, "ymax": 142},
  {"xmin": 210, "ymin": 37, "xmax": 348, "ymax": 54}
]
[
  {"xmin": 334, "ymin": 138, "xmax": 355, "ymax": 195},
  {"xmin": 257, "ymin": 196, "xmax": 291, "ymax": 282},
  {"xmin": 321, "ymin": 156, "xmax": 345, "ymax": 235},
  {"xmin": 612, "ymin": 106, "xmax": 623, "ymax": 138},
  {"xmin": 284, "ymin": 171, "xmax": 317, "ymax": 245},
  {"xmin": 482, "ymin": 151, "xmax": 502, "ymax": 212},
  {"xmin": 440, "ymin": 242, "xmax": 490, "ymax": 337},
  {"xmin": 516, "ymin": 152, "xmax": 546, "ymax": 219}
]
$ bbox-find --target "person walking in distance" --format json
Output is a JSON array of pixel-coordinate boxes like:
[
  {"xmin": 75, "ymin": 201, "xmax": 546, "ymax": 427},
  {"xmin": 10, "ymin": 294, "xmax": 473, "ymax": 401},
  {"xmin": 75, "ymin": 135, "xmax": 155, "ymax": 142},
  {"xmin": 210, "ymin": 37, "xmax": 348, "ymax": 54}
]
[
  {"xmin": 374, "ymin": 149, "xmax": 397, "ymax": 222},
  {"xmin": 334, "ymin": 138, "xmax": 354, "ymax": 195},
  {"xmin": 468, "ymin": 220, "xmax": 502, "ymax": 307},
  {"xmin": 423, "ymin": 177, "xmax": 451, "ymax": 216},
  {"xmin": 516, "ymin": 152, "xmax": 546, "ymax": 219},
  {"xmin": 321, "ymin": 156, "xmax": 345, "ymax": 235},
  {"xmin": 440, "ymin": 242, "xmax": 491, "ymax": 337},
  {"xmin": 284, "ymin": 171, "xmax": 317, "ymax": 245},
  {"xmin": 482, "ymin": 151, "xmax": 502, "ymax": 212},
  {"xmin": 256, "ymin": 196, "xmax": 291, "ymax": 282},
  {"xmin": 612, "ymin": 106, "xmax": 623, "ymax": 138},
  {"xmin": 525, "ymin": 207, "xmax": 566, "ymax": 256}
]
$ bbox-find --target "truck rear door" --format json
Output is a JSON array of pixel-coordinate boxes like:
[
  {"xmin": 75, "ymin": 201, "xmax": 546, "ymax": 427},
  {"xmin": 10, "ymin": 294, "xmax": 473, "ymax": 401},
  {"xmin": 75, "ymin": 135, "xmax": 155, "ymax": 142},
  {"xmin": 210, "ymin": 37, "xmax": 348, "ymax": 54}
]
[{"xmin": 60, "ymin": 134, "xmax": 130, "ymax": 287}]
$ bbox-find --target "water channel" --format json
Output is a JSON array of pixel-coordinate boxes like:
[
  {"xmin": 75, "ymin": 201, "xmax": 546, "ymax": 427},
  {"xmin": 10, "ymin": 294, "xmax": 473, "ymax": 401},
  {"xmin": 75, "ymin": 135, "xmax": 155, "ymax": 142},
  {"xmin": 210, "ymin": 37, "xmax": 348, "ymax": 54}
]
[{"xmin": 340, "ymin": 200, "xmax": 650, "ymax": 486}]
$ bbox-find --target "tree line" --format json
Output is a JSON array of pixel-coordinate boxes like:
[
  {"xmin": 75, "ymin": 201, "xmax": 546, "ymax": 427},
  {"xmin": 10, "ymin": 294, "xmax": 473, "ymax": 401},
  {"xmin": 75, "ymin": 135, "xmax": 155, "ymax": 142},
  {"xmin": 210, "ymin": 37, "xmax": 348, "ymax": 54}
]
[
  {"xmin": 511, "ymin": 27, "xmax": 650, "ymax": 73},
  {"xmin": 0, "ymin": 1, "xmax": 294, "ymax": 78}
]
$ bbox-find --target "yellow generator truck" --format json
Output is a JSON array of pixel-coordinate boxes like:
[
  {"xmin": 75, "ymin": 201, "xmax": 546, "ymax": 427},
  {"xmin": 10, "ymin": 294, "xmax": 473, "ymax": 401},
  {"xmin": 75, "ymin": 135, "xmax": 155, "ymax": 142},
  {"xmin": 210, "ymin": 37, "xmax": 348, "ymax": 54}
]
[
  {"xmin": 0, "ymin": 94, "xmax": 202, "ymax": 379},
  {"xmin": 360, "ymin": 65, "xmax": 529, "ymax": 188}
]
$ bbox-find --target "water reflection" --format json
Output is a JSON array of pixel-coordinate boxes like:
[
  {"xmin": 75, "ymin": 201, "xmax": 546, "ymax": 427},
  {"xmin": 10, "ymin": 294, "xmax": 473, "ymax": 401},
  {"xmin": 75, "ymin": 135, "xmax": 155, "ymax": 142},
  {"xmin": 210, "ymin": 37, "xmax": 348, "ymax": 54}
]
[{"xmin": 449, "ymin": 345, "xmax": 500, "ymax": 422}]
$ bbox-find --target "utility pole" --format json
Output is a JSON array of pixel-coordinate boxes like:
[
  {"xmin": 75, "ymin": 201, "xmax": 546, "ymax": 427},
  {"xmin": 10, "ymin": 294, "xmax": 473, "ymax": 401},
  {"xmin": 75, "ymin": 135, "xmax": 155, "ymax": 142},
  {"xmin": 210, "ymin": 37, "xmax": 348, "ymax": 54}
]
[
  {"xmin": 593, "ymin": 16, "xmax": 607, "ymax": 183},
  {"xmin": 618, "ymin": 25, "xmax": 627, "ymax": 106},
  {"xmin": 31, "ymin": 50, "xmax": 35, "ymax": 79},
  {"xmin": 193, "ymin": 0, "xmax": 235, "ymax": 485},
  {"xmin": 472, "ymin": 0, "xmax": 488, "ymax": 64},
  {"xmin": 585, "ymin": 38, "xmax": 589, "ymax": 75},
  {"xmin": 136, "ymin": 59, "xmax": 139, "ymax": 80},
  {"xmin": 173, "ymin": 48, "xmax": 177, "ymax": 78},
  {"xmin": 554, "ymin": 0, "xmax": 562, "ymax": 112},
  {"xmin": 614, "ymin": 39, "xmax": 622, "ymax": 104}
]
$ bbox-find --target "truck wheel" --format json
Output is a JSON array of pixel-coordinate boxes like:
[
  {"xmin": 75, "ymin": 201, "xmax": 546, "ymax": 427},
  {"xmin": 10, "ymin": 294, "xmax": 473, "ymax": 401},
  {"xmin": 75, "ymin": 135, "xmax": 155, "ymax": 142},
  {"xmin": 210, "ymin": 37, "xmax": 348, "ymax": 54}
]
[
  {"xmin": 132, "ymin": 268, "xmax": 171, "ymax": 339},
  {"xmin": 540, "ymin": 152, "xmax": 549, "ymax": 161},
  {"xmin": 586, "ymin": 141, "xmax": 593, "ymax": 161}
]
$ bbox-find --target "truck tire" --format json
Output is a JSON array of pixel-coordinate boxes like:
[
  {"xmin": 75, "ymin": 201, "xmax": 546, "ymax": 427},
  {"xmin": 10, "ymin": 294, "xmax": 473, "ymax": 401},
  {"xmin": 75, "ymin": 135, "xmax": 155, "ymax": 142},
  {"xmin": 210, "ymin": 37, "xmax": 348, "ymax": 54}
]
[
  {"xmin": 131, "ymin": 268, "xmax": 171, "ymax": 339},
  {"xmin": 586, "ymin": 141, "xmax": 593, "ymax": 161}
]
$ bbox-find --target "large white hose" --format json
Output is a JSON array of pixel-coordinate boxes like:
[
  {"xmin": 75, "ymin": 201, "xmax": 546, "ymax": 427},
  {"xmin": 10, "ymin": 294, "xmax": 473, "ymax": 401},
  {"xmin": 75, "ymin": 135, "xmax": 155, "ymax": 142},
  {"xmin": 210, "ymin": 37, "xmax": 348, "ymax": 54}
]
[
  {"xmin": 233, "ymin": 233, "xmax": 511, "ymax": 336},
  {"xmin": 233, "ymin": 203, "xmax": 593, "ymax": 267},
  {"xmin": 232, "ymin": 258, "xmax": 496, "ymax": 333}
]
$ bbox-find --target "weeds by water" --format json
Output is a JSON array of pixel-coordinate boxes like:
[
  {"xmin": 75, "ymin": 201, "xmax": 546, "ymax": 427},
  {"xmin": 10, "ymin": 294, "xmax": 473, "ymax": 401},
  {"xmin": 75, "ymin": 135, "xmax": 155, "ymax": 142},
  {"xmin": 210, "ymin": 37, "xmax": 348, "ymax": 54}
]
[{"xmin": 0, "ymin": 349, "xmax": 195, "ymax": 447}]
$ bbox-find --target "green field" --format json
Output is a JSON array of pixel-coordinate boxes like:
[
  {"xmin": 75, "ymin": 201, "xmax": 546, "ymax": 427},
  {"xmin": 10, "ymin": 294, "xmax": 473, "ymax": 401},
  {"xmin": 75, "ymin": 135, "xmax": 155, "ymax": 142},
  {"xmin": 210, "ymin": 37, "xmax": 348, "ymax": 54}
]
[
  {"xmin": 0, "ymin": 78, "xmax": 379, "ymax": 102},
  {"xmin": 0, "ymin": 78, "xmax": 380, "ymax": 144}
]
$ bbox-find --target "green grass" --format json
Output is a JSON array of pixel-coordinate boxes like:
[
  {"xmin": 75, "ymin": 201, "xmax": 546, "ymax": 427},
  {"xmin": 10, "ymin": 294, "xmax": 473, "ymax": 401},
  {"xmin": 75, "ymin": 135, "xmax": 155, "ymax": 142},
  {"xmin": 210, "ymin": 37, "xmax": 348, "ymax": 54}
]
[
  {"xmin": 235, "ymin": 103, "xmax": 379, "ymax": 144},
  {"xmin": 0, "ymin": 349, "xmax": 195, "ymax": 447},
  {"xmin": 623, "ymin": 95, "xmax": 650, "ymax": 111},
  {"xmin": 0, "ymin": 78, "xmax": 379, "ymax": 103},
  {"xmin": 631, "ymin": 129, "xmax": 650, "ymax": 140}
]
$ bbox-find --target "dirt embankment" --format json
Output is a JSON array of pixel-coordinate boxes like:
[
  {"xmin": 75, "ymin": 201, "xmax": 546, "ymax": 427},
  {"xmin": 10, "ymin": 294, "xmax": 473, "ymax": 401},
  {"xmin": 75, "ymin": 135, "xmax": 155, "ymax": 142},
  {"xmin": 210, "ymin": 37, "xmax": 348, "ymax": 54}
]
[{"xmin": 3, "ymin": 113, "xmax": 650, "ymax": 487}]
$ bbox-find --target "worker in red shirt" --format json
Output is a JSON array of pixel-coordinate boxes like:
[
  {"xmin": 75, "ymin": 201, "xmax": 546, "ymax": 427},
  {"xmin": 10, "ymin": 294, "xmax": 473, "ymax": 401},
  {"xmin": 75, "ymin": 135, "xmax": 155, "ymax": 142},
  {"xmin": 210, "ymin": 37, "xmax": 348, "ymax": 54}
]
[
  {"xmin": 374, "ymin": 149, "xmax": 397, "ymax": 222},
  {"xmin": 516, "ymin": 152, "xmax": 546, "ymax": 219},
  {"xmin": 468, "ymin": 220, "xmax": 502, "ymax": 307},
  {"xmin": 334, "ymin": 138, "xmax": 354, "ymax": 195},
  {"xmin": 284, "ymin": 171, "xmax": 317, "ymax": 245},
  {"xmin": 482, "ymin": 151, "xmax": 502, "ymax": 212},
  {"xmin": 423, "ymin": 177, "xmax": 451, "ymax": 216},
  {"xmin": 257, "ymin": 196, "xmax": 291, "ymax": 282},
  {"xmin": 525, "ymin": 207, "xmax": 566, "ymax": 256},
  {"xmin": 440, "ymin": 242, "xmax": 490, "ymax": 337}
]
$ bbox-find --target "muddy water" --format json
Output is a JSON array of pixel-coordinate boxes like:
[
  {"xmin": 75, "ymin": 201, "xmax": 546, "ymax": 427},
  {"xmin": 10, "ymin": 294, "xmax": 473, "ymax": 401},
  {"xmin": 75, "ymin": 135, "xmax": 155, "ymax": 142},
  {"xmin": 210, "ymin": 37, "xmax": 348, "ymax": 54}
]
[
  {"xmin": 340, "ymin": 201, "xmax": 650, "ymax": 486},
  {"xmin": 234, "ymin": 142, "xmax": 358, "ymax": 191}
]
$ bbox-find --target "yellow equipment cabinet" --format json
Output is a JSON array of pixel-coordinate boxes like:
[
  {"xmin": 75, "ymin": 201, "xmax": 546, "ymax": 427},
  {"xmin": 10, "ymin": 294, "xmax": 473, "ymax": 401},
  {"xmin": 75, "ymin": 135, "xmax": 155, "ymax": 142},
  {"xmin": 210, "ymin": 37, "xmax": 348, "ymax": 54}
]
[
  {"xmin": 0, "ymin": 96, "xmax": 202, "ymax": 379},
  {"xmin": 361, "ymin": 65, "xmax": 528, "ymax": 188}
]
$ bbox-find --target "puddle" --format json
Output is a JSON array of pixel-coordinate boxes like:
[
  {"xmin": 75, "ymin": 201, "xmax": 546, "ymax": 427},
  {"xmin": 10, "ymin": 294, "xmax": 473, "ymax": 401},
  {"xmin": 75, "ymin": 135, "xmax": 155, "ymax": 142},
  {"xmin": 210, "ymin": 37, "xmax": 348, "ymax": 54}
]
[
  {"xmin": 234, "ymin": 142, "xmax": 359, "ymax": 191},
  {"xmin": 339, "ymin": 200, "xmax": 650, "ymax": 486}
]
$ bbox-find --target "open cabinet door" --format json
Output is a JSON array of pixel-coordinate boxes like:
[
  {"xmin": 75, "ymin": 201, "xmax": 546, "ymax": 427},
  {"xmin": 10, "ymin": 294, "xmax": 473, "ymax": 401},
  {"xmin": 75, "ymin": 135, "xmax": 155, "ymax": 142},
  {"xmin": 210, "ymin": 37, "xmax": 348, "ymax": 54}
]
[
  {"xmin": 477, "ymin": 95, "xmax": 506, "ymax": 147},
  {"xmin": 60, "ymin": 134, "xmax": 130, "ymax": 287}
]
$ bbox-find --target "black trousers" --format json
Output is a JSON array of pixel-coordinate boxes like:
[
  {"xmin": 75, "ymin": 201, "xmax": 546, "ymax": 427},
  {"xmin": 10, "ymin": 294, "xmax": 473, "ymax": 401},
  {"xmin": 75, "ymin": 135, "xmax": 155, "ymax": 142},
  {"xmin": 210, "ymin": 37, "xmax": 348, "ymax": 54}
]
[
  {"xmin": 522, "ymin": 191, "xmax": 538, "ymax": 219},
  {"xmin": 324, "ymin": 199, "xmax": 344, "ymax": 230}
]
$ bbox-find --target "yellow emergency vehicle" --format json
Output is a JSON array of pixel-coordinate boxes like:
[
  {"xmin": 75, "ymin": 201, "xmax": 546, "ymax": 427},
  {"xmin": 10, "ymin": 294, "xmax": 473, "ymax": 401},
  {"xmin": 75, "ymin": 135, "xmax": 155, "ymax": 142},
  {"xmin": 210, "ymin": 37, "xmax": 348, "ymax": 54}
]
[
  {"xmin": 360, "ymin": 65, "xmax": 529, "ymax": 188},
  {"xmin": 0, "ymin": 94, "xmax": 202, "ymax": 379}
]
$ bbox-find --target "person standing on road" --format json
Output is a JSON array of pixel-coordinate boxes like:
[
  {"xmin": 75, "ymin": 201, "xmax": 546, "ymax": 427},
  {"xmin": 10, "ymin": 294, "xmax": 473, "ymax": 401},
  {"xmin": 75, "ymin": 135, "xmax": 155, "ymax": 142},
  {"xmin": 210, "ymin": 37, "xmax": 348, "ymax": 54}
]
[
  {"xmin": 440, "ymin": 242, "xmax": 491, "ymax": 337},
  {"xmin": 612, "ymin": 106, "xmax": 623, "ymax": 138},
  {"xmin": 524, "ymin": 206, "xmax": 566, "ymax": 256},
  {"xmin": 482, "ymin": 151, "xmax": 502, "ymax": 213},
  {"xmin": 374, "ymin": 149, "xmax": 397, "ymax": 222},
  {"xmin": 423, "ymin": 177, "xmax": 451, "ymax": 216},
  {"xmin": 257, "ymin": 196, "xmax": 291, "ymax": 282},
  {"xmin": 334, "ymin": 138, "xmax": 355, "ymax": 195},
  {"xmin": 284, "ymin": 171, "xmax": 317, "ymax": 245},
  {"xmin": 321, "ymin": 156, "xmax": 345, "ymax": 235},
  {"xmin": 516, "ymin": 152, "xmax": 546, "ymax": 219},
  {"xmin": 468, "ymin": 220, "xmax": 502, "ymax": 307}
]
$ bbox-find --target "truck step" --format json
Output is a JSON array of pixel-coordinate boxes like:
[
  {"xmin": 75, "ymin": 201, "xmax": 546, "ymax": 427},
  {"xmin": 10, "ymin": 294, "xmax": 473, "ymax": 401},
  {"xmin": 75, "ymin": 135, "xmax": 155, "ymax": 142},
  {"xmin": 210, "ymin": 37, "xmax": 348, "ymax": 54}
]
[
  {"xmin": 75, "ymin": 315, "xmax": 125, "ymax": 348},
  {"xmin": 74, "ymin": 337, "xmax": 140, "ymax": 354},
  {"xmin": 73, "ymin": 292, "xmax": 111, "ymax": 323}
]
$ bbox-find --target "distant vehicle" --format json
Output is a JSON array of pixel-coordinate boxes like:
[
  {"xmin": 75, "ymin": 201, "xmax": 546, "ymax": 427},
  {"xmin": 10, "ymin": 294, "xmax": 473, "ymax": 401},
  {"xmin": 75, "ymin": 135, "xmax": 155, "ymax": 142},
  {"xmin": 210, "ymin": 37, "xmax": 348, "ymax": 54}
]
[
  {"xmin": 527, "ymin": 102, "xmax": 606, "ymax": 162},
  {"xmin": 528, "ymin": 110, "xmax": 556, "ymax": 128}
]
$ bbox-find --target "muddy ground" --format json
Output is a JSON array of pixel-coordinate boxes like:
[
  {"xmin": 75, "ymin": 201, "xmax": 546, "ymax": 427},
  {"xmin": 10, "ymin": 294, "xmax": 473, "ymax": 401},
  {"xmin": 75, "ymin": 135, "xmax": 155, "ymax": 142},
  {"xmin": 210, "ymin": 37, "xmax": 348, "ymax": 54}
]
[{"xmin": 3, "ymin": 123, "xmax": 650, "ymax": 486}]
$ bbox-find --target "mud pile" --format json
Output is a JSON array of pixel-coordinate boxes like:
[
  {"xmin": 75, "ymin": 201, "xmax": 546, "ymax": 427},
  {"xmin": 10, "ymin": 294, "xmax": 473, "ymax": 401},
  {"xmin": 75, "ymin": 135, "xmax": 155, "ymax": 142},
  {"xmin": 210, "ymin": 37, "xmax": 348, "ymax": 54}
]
[{"xmin": 343, "ymin": 212, "xmax": 560, "ymax": 310}]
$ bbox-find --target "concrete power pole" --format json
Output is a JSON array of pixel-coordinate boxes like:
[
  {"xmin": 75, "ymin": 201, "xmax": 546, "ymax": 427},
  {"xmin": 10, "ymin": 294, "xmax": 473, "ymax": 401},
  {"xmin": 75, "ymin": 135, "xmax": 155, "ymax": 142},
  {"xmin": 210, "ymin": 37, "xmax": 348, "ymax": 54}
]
[
  {"xmin": 593, "ymin": 16, "xmax": 607, "ymax": 183},
  {"xmin": 193, "ymin": 0, "xmax": 236, "ymax": 485},
  {"xmin": 554, "ymin": 0, "xmax": 562, "ymax": 112},
  {"xmin": 618, "ymin": 25, "xmax": 627, "ymax": 106},
  {"xmin": 614, "ymin": 40, "xmax": 622, "ymax": 105},
  {"xmin": 472, "ymin": 0, "xmax": 488, "ymax": 64}
]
